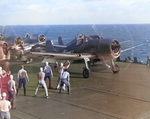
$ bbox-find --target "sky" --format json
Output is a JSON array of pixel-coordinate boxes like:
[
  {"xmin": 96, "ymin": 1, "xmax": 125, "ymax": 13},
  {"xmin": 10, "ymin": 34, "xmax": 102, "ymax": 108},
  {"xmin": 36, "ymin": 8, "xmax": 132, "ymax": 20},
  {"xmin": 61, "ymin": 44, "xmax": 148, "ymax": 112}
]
[{"xmin": 0, "ymin": 0, "xmax": 150, "ymax": 25}]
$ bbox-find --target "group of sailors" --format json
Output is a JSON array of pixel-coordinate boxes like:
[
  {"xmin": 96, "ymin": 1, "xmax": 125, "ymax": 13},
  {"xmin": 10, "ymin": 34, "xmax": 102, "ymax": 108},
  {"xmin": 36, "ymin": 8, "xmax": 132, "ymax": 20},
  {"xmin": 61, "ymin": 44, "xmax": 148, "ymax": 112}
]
[
  {"xmin": 0, "ymin": 67, "xmax": 16, "ymax": 119},
  {"xmin": 0, "ymin": 60, "xmax": 71, "ymax": 119},
  {"xmin": 34, "ymin": 60, "xmax": 71, "ymax": 98},
  {"xmin": 55, "ymin": 61, "xmax": 71, "ymax": 94}
]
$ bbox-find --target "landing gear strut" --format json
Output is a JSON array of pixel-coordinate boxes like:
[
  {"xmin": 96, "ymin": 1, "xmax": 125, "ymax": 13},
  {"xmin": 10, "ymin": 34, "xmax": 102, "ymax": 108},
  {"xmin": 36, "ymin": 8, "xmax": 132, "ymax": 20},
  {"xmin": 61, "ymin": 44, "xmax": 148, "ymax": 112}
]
[{"xmin": 83, "ymin": 58, "xmax": 91, "ymax": 78}]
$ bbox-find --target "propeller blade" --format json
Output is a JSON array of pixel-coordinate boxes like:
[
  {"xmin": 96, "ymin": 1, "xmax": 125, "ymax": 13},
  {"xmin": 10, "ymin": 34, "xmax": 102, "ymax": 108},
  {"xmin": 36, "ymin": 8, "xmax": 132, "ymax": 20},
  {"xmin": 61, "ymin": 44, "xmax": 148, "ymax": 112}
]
[
  {"xmin": 121, "ymin": 43, "xmax": 143, "ymax": 52},
  {"xmin": 2, "ymin": 26, "xmax": 5, "ymax": 34},
  {"xmin": 10, "ymin": 27, "xmax": 17, "ymax": 37},
  {"xmin": 120, "ymin": 40, "xmax": 131, "ymax": 44},
  {"xmin": 92, "ymin": 24, "xmax": 103, "ymax": 37}
]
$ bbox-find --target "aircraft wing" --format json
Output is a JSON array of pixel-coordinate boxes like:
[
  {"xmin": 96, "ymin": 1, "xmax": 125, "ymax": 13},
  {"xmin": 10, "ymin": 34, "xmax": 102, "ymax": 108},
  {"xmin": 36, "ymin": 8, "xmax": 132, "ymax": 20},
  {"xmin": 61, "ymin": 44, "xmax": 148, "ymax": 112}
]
[{"xmin": 31, "ymin": 52, "xmax": 94, "ymax": 60}]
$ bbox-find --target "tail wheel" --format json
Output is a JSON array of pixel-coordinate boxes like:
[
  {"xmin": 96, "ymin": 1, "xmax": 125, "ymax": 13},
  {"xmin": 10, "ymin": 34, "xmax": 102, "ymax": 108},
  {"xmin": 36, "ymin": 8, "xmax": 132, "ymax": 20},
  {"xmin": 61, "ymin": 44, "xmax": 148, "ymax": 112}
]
[{"xmin": 83, "ymin": 68, "xmax": 91, "ymax": 78}]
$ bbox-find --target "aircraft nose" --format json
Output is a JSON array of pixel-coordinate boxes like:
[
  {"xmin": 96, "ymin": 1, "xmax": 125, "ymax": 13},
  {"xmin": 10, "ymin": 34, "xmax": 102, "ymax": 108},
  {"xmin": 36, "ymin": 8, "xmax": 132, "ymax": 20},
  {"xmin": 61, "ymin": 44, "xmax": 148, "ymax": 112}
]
[
  {"xmin": 111, "ymin": 40, "xmax": 121, "ymax": 58},
  {"xmin": 96, "ymin": 38, "xmax": 121, "ymax": 60}
]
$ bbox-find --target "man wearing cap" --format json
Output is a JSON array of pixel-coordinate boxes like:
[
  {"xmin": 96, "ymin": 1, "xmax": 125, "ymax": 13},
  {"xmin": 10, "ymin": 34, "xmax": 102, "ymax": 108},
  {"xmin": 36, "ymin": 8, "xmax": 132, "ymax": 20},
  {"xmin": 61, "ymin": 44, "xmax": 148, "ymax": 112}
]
[
  {"xmin": 17, "ymin": 65, "xmax": 29, "ymax": 96},
  {"xmin": 7, "ymin": 75, "xmax": 16, "ymax": 109},
  {"xmin": 0, "ymin": 92, "xmax": 11, "ymax": 119}
]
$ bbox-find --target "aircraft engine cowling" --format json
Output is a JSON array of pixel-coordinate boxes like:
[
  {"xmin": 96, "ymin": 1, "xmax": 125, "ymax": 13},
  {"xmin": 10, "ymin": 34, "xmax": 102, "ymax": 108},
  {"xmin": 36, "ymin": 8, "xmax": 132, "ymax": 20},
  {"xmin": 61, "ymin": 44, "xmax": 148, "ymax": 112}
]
[
  {"xmin": 38, "ymin": 35, "xmax": 46, "ymax": 42},
  {"xmin": 0, "ymin": 41, "xmax": 10, "ymax": 60},
  {"xmin": 98, "ymin": 38, "xmax": 121, "ymax": 61}
]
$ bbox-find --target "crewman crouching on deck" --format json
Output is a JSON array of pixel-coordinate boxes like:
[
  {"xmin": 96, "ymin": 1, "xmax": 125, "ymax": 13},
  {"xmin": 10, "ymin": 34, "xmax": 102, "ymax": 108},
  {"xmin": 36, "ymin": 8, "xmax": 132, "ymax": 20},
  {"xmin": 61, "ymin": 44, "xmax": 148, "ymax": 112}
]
[
  {"xmin": 56, "ymin": 60, "xmax": 70, "ymax": 90},
  {"xmin": 59, "ymin": 69, "xmax": 71, "ymax": 94}
]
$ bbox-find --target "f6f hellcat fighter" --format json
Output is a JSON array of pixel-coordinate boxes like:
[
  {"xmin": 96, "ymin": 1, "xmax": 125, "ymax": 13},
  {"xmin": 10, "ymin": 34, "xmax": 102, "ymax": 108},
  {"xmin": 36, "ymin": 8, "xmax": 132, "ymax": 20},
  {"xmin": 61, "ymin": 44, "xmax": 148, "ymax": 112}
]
[
  {"xmin": 0, "ymin": 34, "xmax": 46, "ymax": 63},
  {"xmin": 31, "ymin": 34, "xmax": 121, "ymax": 78}
]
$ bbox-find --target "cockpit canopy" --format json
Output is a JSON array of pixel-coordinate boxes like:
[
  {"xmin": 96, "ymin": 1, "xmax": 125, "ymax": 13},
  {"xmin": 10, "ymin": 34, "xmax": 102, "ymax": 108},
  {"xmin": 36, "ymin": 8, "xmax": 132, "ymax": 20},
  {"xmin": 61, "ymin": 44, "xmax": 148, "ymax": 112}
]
[{"xmin": 76, "ymin": 34, "xmax": 103, "ymax": 46}]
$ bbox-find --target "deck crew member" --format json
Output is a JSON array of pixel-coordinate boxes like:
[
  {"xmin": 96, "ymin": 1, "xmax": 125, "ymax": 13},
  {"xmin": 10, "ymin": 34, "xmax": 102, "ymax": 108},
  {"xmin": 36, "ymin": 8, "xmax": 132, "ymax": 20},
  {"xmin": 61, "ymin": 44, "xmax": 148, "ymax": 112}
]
[
  {"xmin": 0, "ymin": 93, "xmax": 11, "ymax": 119},
  {"xmin": 34, "ymin": 67, "xmax": 49, "ymax": 98},
  {"xmin": 7, "ymin": 75, "xmax": 16, "ymax": 109},
  {"xmin": 59, "ymin": 69, "xmax": 71, "ymax": 94},
  {"xmin": 17, "ymin": 65, "xmax": 29, "ymax": 96},
  {"xmin": 44, "ymin": 62, "xmax": 53, "ymax": 89},
  {"xmin": 56, "ymin": 61, "xmax": 70, "ymax": 90}
]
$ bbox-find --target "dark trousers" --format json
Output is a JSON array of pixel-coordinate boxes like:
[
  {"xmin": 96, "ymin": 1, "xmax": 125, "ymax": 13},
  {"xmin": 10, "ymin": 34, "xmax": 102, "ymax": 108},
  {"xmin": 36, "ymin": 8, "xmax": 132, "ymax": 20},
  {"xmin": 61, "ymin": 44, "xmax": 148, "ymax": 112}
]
[
  {"xmin": 60, "ymin": 79, "xmax": 70, "ymax": 93},
  {"xmin": 8, "ymin": 90, "xmax": 16, "ymax": 108},
  {"xmin": 44, "ymin": 74, "xmax": 52, "ymax": 88},
  {"xmin": 17, "ymin": 78, "xmax": 26, "ymax": 95}
]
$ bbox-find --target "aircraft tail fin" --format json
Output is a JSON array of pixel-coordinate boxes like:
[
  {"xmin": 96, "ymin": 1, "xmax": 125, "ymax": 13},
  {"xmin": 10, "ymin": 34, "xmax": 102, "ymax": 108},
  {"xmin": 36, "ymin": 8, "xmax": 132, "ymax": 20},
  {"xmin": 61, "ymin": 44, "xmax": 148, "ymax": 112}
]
[
  {"xmin": 58, "ymin": 36, "xmax": 64, "ymax": 45},
  {"xmin": 46, "ymin": 40, "xmax": 55, "ymax": 52}
]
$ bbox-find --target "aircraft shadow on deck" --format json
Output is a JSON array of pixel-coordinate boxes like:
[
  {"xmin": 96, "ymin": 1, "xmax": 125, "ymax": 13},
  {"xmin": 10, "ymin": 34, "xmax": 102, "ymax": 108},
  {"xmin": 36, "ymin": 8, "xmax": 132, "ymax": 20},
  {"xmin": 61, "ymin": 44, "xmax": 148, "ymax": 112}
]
[{"xmin": 69, "ymin": 72, "xmax": 83, "ymax": 78}]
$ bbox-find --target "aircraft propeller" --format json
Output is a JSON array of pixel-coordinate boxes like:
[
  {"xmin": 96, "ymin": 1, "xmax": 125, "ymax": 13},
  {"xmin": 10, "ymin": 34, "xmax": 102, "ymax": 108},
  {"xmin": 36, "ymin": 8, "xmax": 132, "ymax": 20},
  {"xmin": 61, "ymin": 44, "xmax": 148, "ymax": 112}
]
[{"xmin": 91, "ymin": 24, "xmax": 144, "ymax": 72}]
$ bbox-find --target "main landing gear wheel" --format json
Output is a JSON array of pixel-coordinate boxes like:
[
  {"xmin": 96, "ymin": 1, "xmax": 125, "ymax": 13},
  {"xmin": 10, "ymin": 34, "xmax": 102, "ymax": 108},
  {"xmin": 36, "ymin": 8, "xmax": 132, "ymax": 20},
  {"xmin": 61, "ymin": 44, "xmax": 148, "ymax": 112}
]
[
  {"xmin": 83, "ymin": 68, "xmax": 91, "ymax": 78},
  {"xmin": 83, "ymin": 58, "xmax": 91, "ymax": 78},
  {"xmin": 112, "ymin": 64, "xmax": 120, "ymax": 73}
]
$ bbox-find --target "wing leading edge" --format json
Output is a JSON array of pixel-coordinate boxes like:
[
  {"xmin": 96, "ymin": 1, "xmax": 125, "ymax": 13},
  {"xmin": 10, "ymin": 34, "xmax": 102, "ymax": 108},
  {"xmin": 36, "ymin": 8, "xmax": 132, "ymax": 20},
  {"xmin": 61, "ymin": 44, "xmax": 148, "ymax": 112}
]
[{"xmin": 31, "ymin": 52, "xmax": 93, "ymax": 60}]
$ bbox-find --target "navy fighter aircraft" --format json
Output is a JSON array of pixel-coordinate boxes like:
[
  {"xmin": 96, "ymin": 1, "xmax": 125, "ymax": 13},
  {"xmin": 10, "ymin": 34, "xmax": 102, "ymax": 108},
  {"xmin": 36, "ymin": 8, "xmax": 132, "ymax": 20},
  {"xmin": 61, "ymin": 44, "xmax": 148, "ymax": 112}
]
[
  {"xmin": 0, "ymin": 25, "xmax": 48, "ymax": 63},
  {"xmin": 23, "ymin": 33, "xmax": 46, "ymax": 43},
  {"xmin": 0, "ymin": 34, "xmax": 46, "ymax": 63},
  {"xmin": 31, "ymin": 34, "xmax": 121, "ymax": 78}
]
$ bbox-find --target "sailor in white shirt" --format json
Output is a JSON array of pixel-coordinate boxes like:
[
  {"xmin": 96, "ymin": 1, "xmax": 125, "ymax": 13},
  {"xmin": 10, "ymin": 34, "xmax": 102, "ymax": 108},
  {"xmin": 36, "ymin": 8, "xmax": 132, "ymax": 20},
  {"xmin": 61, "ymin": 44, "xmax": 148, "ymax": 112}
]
[
  {"xmin": 59, "ymin": 68, "xmax": 71, "ymax": 94},
  {"xmin": 56, "ymin": 60, "xmax": 70, "ymax": 90},
  {"xmin": 44, "ymin": 62, "xmax": 53, "ymax": 89}
]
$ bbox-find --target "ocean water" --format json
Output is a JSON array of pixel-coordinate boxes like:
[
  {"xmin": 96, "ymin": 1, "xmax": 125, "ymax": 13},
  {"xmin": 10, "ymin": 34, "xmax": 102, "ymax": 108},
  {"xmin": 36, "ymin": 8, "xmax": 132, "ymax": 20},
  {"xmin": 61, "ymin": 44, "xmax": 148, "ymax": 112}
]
[{"xmin": 0, "ymin": 24, "xmax": 150, "ymax": 63}]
